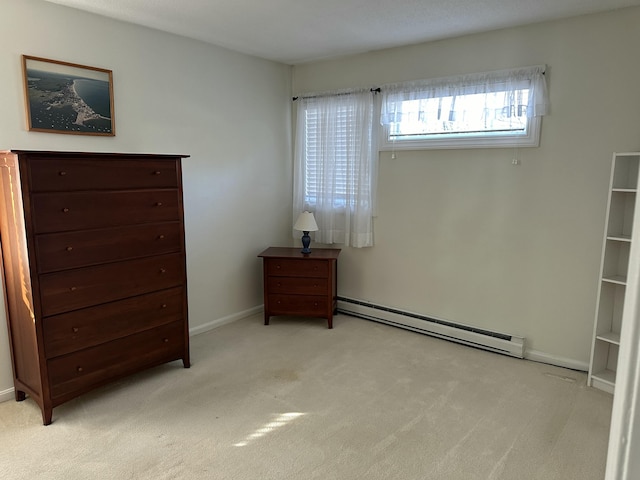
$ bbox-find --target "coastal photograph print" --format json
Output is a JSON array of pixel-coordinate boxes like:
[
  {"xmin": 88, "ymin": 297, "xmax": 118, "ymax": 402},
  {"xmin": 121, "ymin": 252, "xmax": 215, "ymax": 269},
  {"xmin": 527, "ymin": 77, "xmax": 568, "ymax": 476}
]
[{"xmin": 22, "ymin": 55, "xmax": 115, "ymax": 136}]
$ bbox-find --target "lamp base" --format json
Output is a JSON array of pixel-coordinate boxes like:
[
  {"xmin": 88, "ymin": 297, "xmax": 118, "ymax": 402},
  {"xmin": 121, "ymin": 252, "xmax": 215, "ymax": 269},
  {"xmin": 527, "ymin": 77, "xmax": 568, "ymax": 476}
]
[{"xmin": 301, "ymin": 231, "xmax": 311, "ymax": 254}]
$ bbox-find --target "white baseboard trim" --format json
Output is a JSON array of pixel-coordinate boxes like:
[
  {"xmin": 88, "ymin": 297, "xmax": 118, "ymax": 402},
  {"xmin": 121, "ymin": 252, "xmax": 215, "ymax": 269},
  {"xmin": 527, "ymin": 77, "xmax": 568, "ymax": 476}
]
[
  {"xmin": 189, "ymin": 305, "xmax": 263, "ymax": 336},
  {"xmin": 0, "ymin": 387, "xmax": 15, "ymax": 403},
  {"xmin": 524, "ymin": 349, "xmax": 588, "ymax": 372}
]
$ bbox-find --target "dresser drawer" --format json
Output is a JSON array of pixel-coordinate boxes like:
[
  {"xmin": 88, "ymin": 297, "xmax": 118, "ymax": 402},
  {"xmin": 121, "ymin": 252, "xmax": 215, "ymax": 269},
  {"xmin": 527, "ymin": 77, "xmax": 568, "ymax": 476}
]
[
  {"xmin": 35, "ymin": 222, "xmax": 183, "ymax": 273},
  {"xmin": 43, "ymin": 287, "xmax": 185, "ymax": 358},
  {"xmin": 268, "ymin": 294, "xmax": 329, "ymax": 315},
  {"xmin": 267, "ymin": 276, "xmax": 328, "ymax": 295},
  {"xmin": 39, "ymin": 253, "xmax": 185, "ymax": 316},
  {"xmin": 27, "ymin": 157, "xmax": 179, "ymax": 192},
  {"xmin": 265, "ymin": 258, "xmax": 328, "ymax": 278},
  {"xmin": 48, "ymin": 321, "xmax": 184, "ymax": 400},
  {"xmin": 31, "ymin": 190, "xmax": 181, "ymax": 234}
]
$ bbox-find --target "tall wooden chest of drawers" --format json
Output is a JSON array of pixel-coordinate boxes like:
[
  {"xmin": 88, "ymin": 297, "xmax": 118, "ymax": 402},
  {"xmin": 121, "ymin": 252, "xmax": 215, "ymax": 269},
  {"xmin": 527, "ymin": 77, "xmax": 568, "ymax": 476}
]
[
  {"xmin": 0, "ymin": 150, "xmax": 190, "ymax": 424},
  {"xmin": 258, "ymin": 247, "xmax": 340, "ymax": 329}
]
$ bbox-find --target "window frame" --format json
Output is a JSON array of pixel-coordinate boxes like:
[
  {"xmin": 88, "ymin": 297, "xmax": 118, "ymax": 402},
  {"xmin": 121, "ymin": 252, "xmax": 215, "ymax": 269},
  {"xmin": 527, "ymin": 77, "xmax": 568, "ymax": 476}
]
[{"xmin": 379, "ymin": 115, "xmax": 542, "ymax": 150}]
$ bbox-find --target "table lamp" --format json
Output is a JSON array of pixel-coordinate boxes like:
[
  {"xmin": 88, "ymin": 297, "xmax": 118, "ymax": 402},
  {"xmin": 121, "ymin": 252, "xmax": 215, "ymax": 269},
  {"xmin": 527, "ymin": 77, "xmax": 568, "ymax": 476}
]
[{"xmin": 293, "ymin": 211, "xmax": 318, "ymax": 254}]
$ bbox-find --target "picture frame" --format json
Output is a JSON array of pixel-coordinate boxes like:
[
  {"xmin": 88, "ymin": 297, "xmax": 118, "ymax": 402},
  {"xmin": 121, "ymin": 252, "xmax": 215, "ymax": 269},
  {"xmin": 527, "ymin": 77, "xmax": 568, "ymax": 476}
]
[{"xmin": 21, "ymin": 55, "xmax": 115, "ymax": 136}]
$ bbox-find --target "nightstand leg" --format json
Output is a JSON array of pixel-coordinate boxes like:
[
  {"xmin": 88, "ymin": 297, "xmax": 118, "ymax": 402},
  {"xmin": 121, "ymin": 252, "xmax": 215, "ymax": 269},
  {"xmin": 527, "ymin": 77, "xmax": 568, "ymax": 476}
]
[{"xmin": 264, "ymin": 313, "xmax": 270, "ymax": 325}]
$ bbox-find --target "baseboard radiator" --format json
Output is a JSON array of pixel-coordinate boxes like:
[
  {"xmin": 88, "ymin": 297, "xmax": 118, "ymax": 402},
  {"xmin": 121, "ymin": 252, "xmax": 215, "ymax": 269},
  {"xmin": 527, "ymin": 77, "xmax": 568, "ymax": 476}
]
[{"xmin": 337, "ymin": 297, "xmax": 525, "ymax": 358}]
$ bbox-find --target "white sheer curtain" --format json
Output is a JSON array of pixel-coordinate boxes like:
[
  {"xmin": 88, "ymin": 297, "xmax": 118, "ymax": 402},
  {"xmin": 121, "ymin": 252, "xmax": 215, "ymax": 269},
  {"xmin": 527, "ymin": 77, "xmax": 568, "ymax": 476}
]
[
  {"xmin": 293, "ymin": 90, "xmax": 377, "ymax": 248},
  {"xmin": 380, "ymin": 65, "xmax": 549, "ymax": 126}
]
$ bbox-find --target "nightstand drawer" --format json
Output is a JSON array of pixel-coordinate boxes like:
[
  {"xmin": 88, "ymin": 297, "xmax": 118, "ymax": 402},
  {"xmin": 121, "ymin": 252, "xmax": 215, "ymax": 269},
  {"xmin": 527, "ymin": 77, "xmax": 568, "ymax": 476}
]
[
  {"xmin": 39, "ymin": 253, "xmax": 185, "ymax": 316},
  {"xmin": 43, "ymin": 287, "xmax": 184, "ymax": 358},
  {"xmin": 265, "ymin": 258, "xmax": 328, "ymax": 278},
  {"xmin": 268, "ymin": 294, "xmax": 328, "ymax": 315},
  {"xmin": 267, "ymin": 276, "xmax": 328, "ymax": 295},
  {"xmin": 48, "ymin": 321, "xmax": 184, "ymax": 400},
  {"xmin": 35, "ymin": 222, "xmax": 183, "ymax": 273},
  {"xmin": 28, "ymin": 157, "xmax": 179, "ymax": 192},
  {"xmin": 31, "ymin": 190, "xmax": 181, "ymax": 233}
]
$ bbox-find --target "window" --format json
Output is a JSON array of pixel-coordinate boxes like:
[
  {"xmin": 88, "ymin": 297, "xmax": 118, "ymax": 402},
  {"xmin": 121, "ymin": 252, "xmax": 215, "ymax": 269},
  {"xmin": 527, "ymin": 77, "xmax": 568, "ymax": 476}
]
[
  {"xmin": 380, "ymin": 65, "xmax": 548, "ymax": 150},
  {"xmin": 302, "ymin": 103, "xmax": 366, "ymax": 207},
  {"xmin": 293, "ymin": 90, "xmax": 377, "ymax": 248}
]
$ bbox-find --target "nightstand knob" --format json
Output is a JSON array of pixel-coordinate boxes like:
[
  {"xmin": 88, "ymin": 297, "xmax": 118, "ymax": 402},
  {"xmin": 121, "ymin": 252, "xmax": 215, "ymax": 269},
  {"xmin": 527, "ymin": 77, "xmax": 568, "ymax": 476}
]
[
  {"xmin": 62, "ymin": 207, "xmax": 70, "ymax": 213},
  {"xmin": 77, "ymin": 367, "xmax": 83, "ymax": 373},
  {"xmin": 154, "ymin": 171, "xmax": 161, "ymax": 175},
  {"xmin": 161, "ymin": 304, "xmax": 168, "ymax": 309},
  {"xmin": 155, "ymin": 202, "xmax": 163, "ymax": 207},
  {"xmin": 70, "ymin": 286, "xmax": 77, "ymax": 292},
  {"xmin": 157, "ymin": 234, "xmax": 165, "ymax": 240},
  {"xmin": 59, "ymin": 171, "xmax": 67, "ymax": 176},
  {"xmin": 66, "ymin": 246, "xmax": 73, "ymax": 252},
  {"xmin": 159, "ymin": 268, "xmax": 167, "ymax": 274},
  {"xmin": 72, "ymin": 327, "xmax": 79, "ymax": 333}
]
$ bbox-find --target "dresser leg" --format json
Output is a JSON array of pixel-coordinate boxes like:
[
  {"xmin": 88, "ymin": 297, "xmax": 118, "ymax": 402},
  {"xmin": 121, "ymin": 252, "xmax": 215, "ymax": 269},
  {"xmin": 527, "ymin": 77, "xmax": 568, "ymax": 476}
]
[
  {"xmin": 42, "ymin": 408, "xmax": 52, "ymax": 426},
  {"xmin": 328, "ymin": 317, "xmax": 333, "ymax": 329}
]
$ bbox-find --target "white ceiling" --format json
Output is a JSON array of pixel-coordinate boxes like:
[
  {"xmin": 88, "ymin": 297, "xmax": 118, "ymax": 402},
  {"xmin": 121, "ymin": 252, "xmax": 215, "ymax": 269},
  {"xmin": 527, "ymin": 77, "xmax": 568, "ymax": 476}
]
[{"xmin": 43, "ymin": 0, "xmax": 640, "ymax": 65}]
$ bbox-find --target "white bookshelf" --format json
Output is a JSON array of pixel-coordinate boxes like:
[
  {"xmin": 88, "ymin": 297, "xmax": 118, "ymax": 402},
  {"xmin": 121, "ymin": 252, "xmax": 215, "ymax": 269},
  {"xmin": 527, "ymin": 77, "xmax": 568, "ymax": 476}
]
[{"xmin": 589, "ymin": 152, "xmax": 640, "ymax": 394}]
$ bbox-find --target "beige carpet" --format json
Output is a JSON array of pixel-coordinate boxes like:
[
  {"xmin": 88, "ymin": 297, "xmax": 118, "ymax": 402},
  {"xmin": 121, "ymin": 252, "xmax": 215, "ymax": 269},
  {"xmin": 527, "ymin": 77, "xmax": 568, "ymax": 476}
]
[{"xmin": 0, "ymin": 313, "xmax": 613, "ymax": 479}]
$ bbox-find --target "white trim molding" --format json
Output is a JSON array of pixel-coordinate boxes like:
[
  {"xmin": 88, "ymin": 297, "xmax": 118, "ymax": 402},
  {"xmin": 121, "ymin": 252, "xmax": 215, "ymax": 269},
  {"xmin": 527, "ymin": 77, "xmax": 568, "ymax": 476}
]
[
  {"xmin": 0, "ymin": 387, "xmax": 15, "ymax": 404},
  {"xmin": 189, "ymin": 305, "xmax": 263, "ymax": 336},
  {"xmin": 524, "ymin": 349, "xmax": 589, "ymax": 372}
]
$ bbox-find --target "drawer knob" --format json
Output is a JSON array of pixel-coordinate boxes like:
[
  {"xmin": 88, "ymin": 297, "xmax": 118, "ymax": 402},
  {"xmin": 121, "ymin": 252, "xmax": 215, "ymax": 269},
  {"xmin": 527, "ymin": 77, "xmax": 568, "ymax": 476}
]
[
  {"xmin": 157, "ymin": 234, "xmax": 165, "ymax": 240},
  {"xmin": 163, "ymin": 338, "xmax": 169, "ymax": 343},
  {"xmin": 277, "ymin": 300, "xmax": 281, "ymax": 304},
  {"xmin": 66, "ymin": 246, "xmax": 73, "ymax": 252},
  {"xmin": 62, "ymin": 207, "xmax": 70, "ymax": 213},
  {"xmin": 77, "ymin": 367, "xmax": 83, "ymax": 373},
  {"xmin": 155, "ymin": 202, "xmax": 163, "ymax": 207},
  {"xmin": 159, "ymin": 268, "xmax": 167, "ymax": 274},
  {"xmin": 70, "ymin": 286, "xmax": 77, "ymax": 292},
  {"xmin": 154, "ymin": 171, "xmax": 161, "ymax": 175},
  {"xmin": 276, "ymin": 265, "xmax": 281, "ymax": 269},
  {"xmin": 161, "ymin": 304, "xmax": 168, "ymax": 309},
  {"xmin": 72, "ymin": 327, "xmax": 79, "ymax": 333},
  {"xmin": 276, "ymin": 283, "xmax": 282, "ymax": 287},
  {"xmin": 59, "ymin": 171, "xmax": 67, "ymax": 176}
]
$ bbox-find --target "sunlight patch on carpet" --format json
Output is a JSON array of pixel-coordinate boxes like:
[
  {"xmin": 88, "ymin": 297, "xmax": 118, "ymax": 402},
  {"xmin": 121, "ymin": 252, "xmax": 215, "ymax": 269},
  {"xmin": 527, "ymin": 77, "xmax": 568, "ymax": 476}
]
[{"xmin": 233, "ymin": 412, "xmax": 305, "ymax": 447}]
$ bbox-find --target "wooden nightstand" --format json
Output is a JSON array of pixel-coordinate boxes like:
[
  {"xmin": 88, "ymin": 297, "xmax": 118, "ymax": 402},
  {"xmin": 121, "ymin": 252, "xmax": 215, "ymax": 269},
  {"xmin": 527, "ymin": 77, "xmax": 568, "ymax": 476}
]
[{"xmin": 258, "ymin": 247, "xmax": 341, "ymax": 328}]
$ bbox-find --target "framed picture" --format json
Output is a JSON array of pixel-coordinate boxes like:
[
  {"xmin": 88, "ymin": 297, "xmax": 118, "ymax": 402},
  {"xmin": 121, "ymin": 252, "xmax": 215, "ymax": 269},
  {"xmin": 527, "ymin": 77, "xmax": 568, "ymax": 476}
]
[{"xmin": 21, "ymin": 55, "xmax": 115, "ymax": 136}]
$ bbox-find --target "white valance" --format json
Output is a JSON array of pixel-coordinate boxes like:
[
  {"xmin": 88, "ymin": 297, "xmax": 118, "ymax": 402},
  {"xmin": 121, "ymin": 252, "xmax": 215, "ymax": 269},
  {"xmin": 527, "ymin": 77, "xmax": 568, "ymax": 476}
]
[{"xmin": 380, "ymin": 65, "xmax": 549, "ymax": 125}]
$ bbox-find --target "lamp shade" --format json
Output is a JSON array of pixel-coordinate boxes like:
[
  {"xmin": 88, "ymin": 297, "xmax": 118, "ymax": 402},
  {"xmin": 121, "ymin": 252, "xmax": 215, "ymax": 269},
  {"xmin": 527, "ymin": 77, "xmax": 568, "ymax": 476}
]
[{"xmin": 293, "ymin": 211, "xmax": 318, "ymax": 232}]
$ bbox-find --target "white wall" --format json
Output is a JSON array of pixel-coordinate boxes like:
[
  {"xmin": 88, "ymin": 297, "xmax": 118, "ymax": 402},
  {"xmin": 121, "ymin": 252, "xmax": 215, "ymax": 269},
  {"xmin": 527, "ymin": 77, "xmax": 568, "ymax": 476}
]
[
  {"xmin": 0, "ymin": 0, "xmax": 292, "ymax": 398},
  {"xmin": 293, "ymin": 7, "xmax": 640, "ymax": 368}
]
